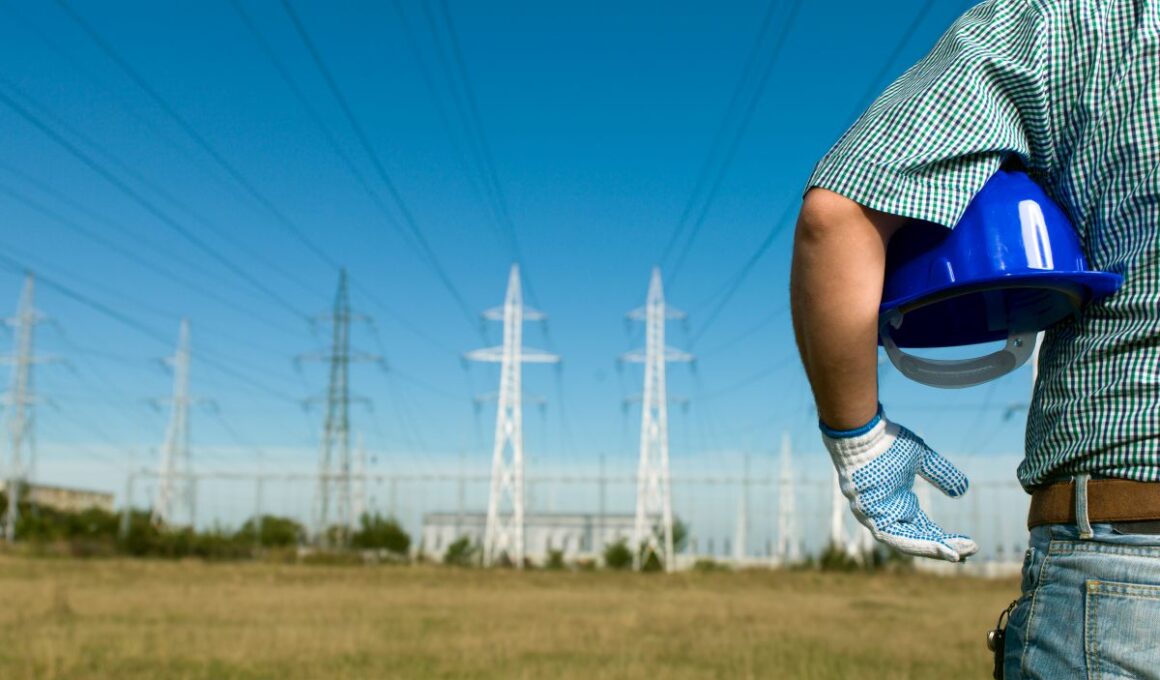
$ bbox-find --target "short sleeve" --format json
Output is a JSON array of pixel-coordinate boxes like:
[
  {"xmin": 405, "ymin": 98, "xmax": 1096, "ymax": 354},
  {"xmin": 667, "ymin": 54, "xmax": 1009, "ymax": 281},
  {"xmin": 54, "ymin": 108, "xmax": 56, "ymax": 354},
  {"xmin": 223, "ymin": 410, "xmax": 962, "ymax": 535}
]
[{"xmin": 807, "ymin": 0, "xmax": 1051, "ymax": 228}]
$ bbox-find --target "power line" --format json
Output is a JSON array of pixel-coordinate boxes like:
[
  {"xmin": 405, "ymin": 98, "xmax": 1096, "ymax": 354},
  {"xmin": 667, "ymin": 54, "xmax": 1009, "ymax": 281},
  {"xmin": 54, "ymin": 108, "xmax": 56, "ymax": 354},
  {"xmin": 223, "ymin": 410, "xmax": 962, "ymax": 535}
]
[
  {"xmin": 0, "ymin": 160, "xmax": 210, "ymax": 280},
  {"xmin": 687, "ymin": 1, "xmax": 939, "ymax": 345},
  {"xmin": 0, "ymin": 77, "xmax": 323, "ymax": 306},
  {"xmin": 0, "ymin": 252, "xmax": 309, "ymax": 407},
  {"xmin": 697, "ymin": 305, "xmax": 788, "ymax": 359},
  {"xmin": 0, "ymin": 83, "xmax": 309, "ymax": 320},
  {"xmin": 278, "ymin": 0, "xmax": 481, "ymax": 330},
  {"xmin": 226, "ymin": 0, "xmax": 476, "ymax": 355},
  {"xmin": 664, "ymin": 0, "xmax": 804, "ymax": 286},
  {"xmin": 697, "ymin": 354, "xmax": 798, "ymax": 402},
  {"xmin": 0, "ymin": 2, "xmax": 332, "ymax": 308},
  {"xmin": 386, "ymin": 0, "xmax": 505, "ymax": 250},
  {"xmin": 658, "ymin": 0, "xmax": 780, "ymax": 266},
  {"xmin": 55, "ymin": 0, "xmax": 341, "ymax": 275},
  {"xmin": 226, "ymin": 0, "xmax": 413, "ymax": 251},
  {"xmin": 690, "ymin": 201, "xmax": 796, "ymax": 344},
  {"xmin": 0, "ymin": 181, "xmax": 300, "ymax": 336},
  {"xmin": 421, "ymin": 0, "xmax": 534, "ymax": 297}
]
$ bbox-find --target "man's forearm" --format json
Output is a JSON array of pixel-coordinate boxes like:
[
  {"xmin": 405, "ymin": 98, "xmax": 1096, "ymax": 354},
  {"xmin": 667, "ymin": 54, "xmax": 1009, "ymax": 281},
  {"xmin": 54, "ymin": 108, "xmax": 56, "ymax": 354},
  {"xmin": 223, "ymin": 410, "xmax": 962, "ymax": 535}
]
[{"xmin": 790, "ymin": 189, "xmax": 906, "ymax": 430}]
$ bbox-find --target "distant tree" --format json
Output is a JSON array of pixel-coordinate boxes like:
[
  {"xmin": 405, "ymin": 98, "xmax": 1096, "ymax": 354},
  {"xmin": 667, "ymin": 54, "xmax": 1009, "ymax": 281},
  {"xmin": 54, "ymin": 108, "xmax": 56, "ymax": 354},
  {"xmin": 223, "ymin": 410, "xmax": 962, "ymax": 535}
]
[
  {"xmin": 603, "ymin": 538, "xmax": 632, "ymax": 570},
  {"xmin": 670, "ymin": 517, "xmax": 689, "ymax": 553},
  {"xmin": 237, "ymin": 515, "xmax": 303, "ymax": 548},
  {"xmin": 443, "ymin": 536, "xmax": 478, "ymax": 567},
  {"xmin": 818, "ymin": 542, "xmax": 861, "ymax": 572},
  {"xmin": 545, "ymin": 548, "xmax": 565, "ymax": 570},
  {"xmin": 351, "ymin": 513, "xmax": 411, "ymax": 555}
]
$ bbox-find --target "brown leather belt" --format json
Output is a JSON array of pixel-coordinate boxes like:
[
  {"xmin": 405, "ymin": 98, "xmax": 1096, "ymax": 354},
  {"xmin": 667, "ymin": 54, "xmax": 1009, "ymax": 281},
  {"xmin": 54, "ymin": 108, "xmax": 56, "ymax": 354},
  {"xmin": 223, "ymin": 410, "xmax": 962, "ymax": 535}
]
[{"xmin": 1028, "ymin": 479, "xmax": 1160, "ymax": 529}]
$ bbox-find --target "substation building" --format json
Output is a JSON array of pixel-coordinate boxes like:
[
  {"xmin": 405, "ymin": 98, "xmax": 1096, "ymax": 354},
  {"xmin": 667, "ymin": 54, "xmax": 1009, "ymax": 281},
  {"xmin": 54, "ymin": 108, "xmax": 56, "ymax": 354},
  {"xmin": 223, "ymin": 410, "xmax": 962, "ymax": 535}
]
[{"xmin": 0, "ymin": 481, "xmax": 114, "ymax": 514}]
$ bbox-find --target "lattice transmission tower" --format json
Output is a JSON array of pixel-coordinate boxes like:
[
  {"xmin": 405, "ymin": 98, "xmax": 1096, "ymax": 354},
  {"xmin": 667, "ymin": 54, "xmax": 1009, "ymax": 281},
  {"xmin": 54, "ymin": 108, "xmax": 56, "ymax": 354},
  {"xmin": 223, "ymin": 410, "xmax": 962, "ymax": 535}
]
[
  {"xmin": 775, "ymin": 432, "xmax": 799, "ymax": 564},
  {"xmin": 302, "ymin": 270, "xmax": 378, "ymax": 547},
  {"xmin": 152, "ymin": 318, "xmax": 197, "ymax": 527},
  {"xmin": 624, "ymin": 267, "xmax": 692, "ymax": 572},
  {"xmin": 466, "ymin": 264, "xmax": 558, "ymax": 568},
  {"xmin": 2, "ymin": 274, "xmax": 52, "ymax": 543}
]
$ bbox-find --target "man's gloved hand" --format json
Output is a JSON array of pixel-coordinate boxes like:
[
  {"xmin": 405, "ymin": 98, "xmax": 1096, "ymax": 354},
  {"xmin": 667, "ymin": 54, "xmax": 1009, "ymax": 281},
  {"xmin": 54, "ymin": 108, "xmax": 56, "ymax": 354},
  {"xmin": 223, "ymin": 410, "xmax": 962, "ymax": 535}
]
[{"xmin": 821, "ymin": 407, "xmax": 978, "ymax": 562}]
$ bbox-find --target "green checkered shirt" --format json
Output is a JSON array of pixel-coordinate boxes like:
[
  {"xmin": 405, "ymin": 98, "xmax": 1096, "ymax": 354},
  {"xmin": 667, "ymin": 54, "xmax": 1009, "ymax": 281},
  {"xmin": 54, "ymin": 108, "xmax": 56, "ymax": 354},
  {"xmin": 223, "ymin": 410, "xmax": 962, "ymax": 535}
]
[{"xmin": 807, "ymin": 0, "xmax": 1160, "ymax": 489}]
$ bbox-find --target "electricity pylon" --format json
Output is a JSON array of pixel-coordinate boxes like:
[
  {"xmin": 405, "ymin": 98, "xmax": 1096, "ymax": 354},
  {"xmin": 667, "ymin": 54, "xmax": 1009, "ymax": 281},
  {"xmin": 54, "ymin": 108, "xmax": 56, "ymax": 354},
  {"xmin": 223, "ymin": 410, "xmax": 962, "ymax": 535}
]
[
  {"xmin": 2, "ymin": 274, "xmax": 51, "ymax": 543},
  {"xmin": 624, "ymin": 267, "xmax": 692, "ymax": 572},
  {"xmin": 775, "ymin": 432, "xmax": 799, "ymax": 564},
  {"xmin": 465, "ymin": 264, "xmax": 558, "ymax": 568},
  {"xmin": 734, "ymin": 454, "xmax": 749, "ymax": 565},
  {"xmin": 151, "ymin": 319, "xmax": 197, "ymax": 528},
  {"xmin": 301, "ymin": 270, "xmax": 378, "ymax": 547}
]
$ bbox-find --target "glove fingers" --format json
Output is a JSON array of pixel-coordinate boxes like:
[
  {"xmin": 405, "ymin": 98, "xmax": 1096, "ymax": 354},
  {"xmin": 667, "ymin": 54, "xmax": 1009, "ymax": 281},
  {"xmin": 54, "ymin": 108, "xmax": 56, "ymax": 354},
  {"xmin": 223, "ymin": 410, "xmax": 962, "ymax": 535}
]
[
  {"xmin": 877, "ymin": 509, "xmax": 975, "ymax": 563},
  {"xmin": 919, "ymin": 449, "xmax": 969, "ymax": 498},
  {"xmin": 943, "ymin": 534, "xmax": 979, "ymax": 559},
  {"xmin": 877, "ymin": 527, "xmax": 962, "ymax": 562}
]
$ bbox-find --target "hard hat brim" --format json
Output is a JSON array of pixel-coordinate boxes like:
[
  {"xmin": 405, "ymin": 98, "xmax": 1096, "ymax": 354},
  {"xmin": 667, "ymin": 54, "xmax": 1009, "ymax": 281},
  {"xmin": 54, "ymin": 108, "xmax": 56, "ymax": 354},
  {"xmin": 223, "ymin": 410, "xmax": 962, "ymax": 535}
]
[{"xmin": 879, "ymin": 270, "xmax": 1123, "ymax": 349}]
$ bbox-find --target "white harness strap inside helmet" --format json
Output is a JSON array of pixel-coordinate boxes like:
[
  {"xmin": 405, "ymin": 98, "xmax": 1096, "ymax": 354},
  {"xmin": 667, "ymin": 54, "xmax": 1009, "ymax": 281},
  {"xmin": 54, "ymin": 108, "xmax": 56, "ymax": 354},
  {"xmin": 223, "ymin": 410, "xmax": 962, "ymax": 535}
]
[{"xmin": 880, "ymin": 310, "xmax": 1037, "ymax": 388}]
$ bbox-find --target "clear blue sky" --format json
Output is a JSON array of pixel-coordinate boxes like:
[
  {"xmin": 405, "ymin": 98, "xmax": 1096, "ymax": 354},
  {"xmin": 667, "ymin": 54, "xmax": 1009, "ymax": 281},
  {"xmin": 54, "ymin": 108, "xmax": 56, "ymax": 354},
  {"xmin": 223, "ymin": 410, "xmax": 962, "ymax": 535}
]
[{"xmin": 0, "ymin": 0, "xmax": 1030, "ymax": 521}]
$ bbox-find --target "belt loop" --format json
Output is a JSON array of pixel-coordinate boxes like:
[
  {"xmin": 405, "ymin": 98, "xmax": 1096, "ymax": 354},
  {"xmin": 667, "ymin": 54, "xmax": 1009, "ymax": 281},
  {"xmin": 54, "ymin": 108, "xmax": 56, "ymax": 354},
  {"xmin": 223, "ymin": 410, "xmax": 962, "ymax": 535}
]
[{"xmin": 1075, "ymin": 473, "xmax": 1094, "ymax": 539}]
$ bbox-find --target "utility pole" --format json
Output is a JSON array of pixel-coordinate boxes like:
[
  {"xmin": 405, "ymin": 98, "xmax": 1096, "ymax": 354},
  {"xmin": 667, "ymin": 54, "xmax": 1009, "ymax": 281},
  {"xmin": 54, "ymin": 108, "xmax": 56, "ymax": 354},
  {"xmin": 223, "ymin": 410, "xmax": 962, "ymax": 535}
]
[
  {"xmin": 465, "ymin": 264, "xmax": 559, "ymax": 568},
  {"xmin": 624, "ymin": 268, "xmax": 692, "ymax": 572},
  {"xmin": 775, "ymin": 432, "xmax": 799, "ymax": 565},
  {"xmin": 2, "ymin": 274, "xmax": 51, "ymax": 543},
  {"xmin": 830, "ymin": 467, "xmax": 845, "ymax": 553},
  {"xmin": 301, "ymin": 270, "xmax": 378, "ymax": 548},
  {"xmin": 733, "ymin": 454, "xmax": 749, "ymax": 565},
  {"xmin": 598, "ymin": 452, "xmax": 606, "ymax": 553},
  {"xmin": 352, "ymin": 432, "xmax": 367, "ymax": 527},
  {"xmin": 151, "ymin": 319, "xmax": 196, "ymax": 528}
]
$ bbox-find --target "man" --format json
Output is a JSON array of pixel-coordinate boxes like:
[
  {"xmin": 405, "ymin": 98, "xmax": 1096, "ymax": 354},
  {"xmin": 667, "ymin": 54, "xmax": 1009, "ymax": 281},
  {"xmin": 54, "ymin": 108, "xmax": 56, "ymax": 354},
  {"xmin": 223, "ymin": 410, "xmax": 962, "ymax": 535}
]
[{"xmin": 790, "ymin": 1, "xmax": 1160, "ymax": 677}]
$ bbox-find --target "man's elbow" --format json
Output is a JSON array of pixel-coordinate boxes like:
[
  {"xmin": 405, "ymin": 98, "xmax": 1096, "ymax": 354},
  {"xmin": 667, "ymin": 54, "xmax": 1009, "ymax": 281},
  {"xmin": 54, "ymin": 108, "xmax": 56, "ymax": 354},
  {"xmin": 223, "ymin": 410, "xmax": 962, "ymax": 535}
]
[{"xmin": 794, "ymin": 189, "xmax": 906, "ymax": 248}]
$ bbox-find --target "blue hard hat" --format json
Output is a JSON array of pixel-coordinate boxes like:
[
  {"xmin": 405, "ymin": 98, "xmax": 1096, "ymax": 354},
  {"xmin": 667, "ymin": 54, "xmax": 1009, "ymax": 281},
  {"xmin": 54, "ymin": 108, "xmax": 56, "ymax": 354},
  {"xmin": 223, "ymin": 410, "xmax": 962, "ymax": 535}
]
[{"xmin": 879, "ymin": 168, "xmax": 1122, "ymax": 388}]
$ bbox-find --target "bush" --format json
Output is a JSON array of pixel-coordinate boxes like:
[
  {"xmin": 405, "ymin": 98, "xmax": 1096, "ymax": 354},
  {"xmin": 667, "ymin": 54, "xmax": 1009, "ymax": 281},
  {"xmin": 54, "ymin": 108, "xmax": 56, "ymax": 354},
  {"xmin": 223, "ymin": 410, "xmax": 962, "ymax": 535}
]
[
  {"xmin": 817, "ymin": 541, "xmax": 914, "ymax": 572},
  {"xmin": 545, "ymin": 548, "xmax": 565, "ymax": 570},
  {"xmin": 603, "ymin": 538, "xmax": 632, "ymax": 570},
  {"xmin": 443, "ymin": 536, "xmax": 477, "ymax": 567},
  {"xmin": 237, "ymin": 515, "xmax": 304, "ymax": 548},
  {"xmin": 350, "ymin": 513, "xmax": 410, "ymax": 555},
  {"xmin": 818, "ymin": 542, "xmax": 862, "ymax": 572}
]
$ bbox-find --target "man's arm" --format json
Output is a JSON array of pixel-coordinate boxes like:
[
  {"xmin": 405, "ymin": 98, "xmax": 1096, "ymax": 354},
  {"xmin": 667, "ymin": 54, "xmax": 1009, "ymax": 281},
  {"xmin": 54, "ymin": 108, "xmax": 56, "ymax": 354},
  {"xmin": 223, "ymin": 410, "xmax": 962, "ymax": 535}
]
[
  {"xmin": 790, "ymin": 188, "xmax": 906, "ymax": 429},
  {"xmin": 791, "ymin": 189, "xmax": 977, "ymax": 562}
]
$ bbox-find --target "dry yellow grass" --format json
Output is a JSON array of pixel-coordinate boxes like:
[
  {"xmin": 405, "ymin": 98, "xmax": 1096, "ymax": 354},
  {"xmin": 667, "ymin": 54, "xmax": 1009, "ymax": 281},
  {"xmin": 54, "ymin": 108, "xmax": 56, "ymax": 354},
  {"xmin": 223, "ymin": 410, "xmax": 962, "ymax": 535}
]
[{"xmin": 0, "ymin": 557, "xmax": 1016, "ymax": 679}]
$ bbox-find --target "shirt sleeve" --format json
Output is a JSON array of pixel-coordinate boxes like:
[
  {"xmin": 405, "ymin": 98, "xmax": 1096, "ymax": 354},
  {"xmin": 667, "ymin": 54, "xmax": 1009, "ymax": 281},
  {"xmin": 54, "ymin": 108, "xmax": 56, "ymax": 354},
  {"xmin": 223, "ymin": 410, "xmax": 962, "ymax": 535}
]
[{"xmin": 807, "ymin": 0, "xmax": 1051, "ymax": 228}]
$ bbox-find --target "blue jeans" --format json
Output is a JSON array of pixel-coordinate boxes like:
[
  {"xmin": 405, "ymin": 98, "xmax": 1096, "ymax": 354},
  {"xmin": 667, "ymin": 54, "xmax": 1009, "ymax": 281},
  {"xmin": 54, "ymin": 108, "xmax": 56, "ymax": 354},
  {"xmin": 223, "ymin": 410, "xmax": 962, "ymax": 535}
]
[{"xmin": 1004, "ymin": 487, "xmax": 1160, "ymax": 678}]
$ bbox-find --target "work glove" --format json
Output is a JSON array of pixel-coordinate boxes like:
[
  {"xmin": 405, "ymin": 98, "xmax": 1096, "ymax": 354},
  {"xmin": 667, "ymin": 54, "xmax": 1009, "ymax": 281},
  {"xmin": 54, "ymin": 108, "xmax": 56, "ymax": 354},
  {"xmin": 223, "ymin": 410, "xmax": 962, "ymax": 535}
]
[{"xmin": 821, "ymin": 406, "xmax": 978, "ymax": 562}]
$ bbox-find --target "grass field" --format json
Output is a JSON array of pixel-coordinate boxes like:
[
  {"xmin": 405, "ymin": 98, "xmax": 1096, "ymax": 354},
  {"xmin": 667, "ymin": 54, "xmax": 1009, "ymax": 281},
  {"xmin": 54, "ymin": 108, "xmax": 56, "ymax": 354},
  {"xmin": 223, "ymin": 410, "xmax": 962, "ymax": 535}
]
[{"xmin": 0, "ymin": 558, "xmax": 1016, "ymax": 679}]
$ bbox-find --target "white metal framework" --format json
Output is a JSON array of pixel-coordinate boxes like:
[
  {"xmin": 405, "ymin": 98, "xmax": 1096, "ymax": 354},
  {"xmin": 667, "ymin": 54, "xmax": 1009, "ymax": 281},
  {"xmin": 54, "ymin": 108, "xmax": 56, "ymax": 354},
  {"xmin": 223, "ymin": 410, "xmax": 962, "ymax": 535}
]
[
  {"xmin": 2, "ymin": 274, "xmax": 48, "ymax": 542},
  {"xmin": 734, "ymin": 454, "xmax": 749, "ymax": 564},
  {"xmin": 624, "ymin": 268, "xmax": 692, "ymax": 572},
  {"xmin": 466, "ymin": 264, "xmax": 558, "ymax": 568},
  {"xmin": 152, "ymin": 318, "xmax": 196, "ymax": 528},
  {"xmin": 775, "ymin": 432, "xmax": 800, "ymax": 564}
]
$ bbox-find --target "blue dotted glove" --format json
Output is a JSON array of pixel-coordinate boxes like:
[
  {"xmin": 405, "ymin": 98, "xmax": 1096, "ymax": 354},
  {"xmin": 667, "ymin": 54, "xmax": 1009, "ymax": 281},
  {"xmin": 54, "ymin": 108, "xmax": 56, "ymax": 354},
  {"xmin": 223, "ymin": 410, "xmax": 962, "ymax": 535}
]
[{"xmin": 821, "ymin": 408, "xmax": 978, "ymax": 562}]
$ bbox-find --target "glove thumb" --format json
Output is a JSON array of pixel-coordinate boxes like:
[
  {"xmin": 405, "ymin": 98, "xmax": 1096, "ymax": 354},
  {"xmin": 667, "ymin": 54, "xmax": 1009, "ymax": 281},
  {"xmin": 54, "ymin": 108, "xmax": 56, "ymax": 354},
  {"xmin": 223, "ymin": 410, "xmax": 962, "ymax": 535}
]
[{"xmin": 919, "ymin": 449, "xmax": 969, "ymax": 498}]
